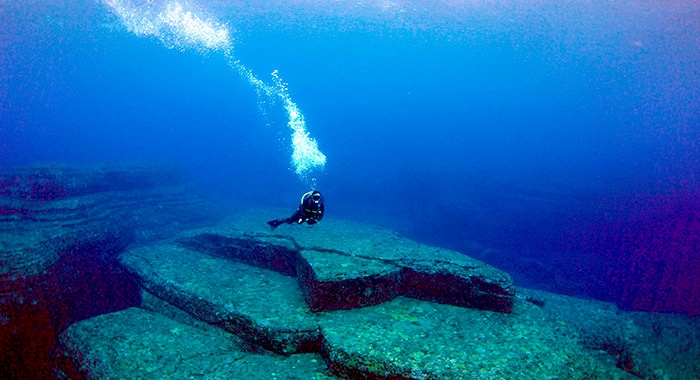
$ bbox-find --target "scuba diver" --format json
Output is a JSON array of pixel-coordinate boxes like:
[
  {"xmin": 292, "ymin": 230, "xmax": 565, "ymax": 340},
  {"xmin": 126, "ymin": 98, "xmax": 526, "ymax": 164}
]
[{"xmin": 267, "ymin": 190, "xmax": 325, "ymax": 230}]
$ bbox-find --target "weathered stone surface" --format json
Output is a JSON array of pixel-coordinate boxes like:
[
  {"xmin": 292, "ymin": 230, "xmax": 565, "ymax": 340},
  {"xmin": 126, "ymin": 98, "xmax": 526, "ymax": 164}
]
[
  {"xmin": 623, "ymin": 312, "xmax": 700, "ymax": 379},
  {"xmin": 1, "ymin": 163, "xmax": 217, "ymax": 308},
  {"xmin": 4, "ymin": 168, "xmax": 698, "ymax": 380},
  {"xmin": 317, "ymin": 296, "xmax": 638, "ymax": 380},
  {"xmin": 0, "ymin": 162, "xmax": 186, "ymax": 201},
  {"xmin": 120, "ymin": 244, "xmax": 321, "ymax": 355},
  {"xmin": 56, "ymin": 307, "xmax": 333, "ymax": 380},
  {"xmin": 1, "ymin": 187, "xmax": 213, "ymax": 291},
  {"xmin": 516, "ymin": 287, "xmax": 700, "ymax": 380},
  {"xmin": 97, "ymin": 231, "xmax": 630, "ymax": 379},
  {"xmin": 176, "ymin": 208, "xmax": 515, "ymax": 313},
  {"xmin": 297, "ymin": 249, "xmax": 403, "ymax": 311},
  {"xmin": 0, "ymin": 163, "xmax": 221, "ymax": 379},
  {"xmin": 58, "ymin": 208, "xmax": 700, "ymax": 380}
]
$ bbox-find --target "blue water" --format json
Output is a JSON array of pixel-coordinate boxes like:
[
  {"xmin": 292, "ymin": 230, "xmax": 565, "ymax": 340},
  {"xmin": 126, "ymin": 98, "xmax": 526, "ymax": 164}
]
[{"xmin": 2, "ymin": 0, "xmax": 699, "ymax": 315}]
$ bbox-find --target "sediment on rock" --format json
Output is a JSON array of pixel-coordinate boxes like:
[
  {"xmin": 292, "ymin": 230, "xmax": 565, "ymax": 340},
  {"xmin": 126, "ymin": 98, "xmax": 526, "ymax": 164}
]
[
  {"xmin": 296, "ymin": 248, "xmax": 404, "ymax": 312},
  {"xmin": 120, "ymin": 244, "xmax": 321, "ymax": 355},
  {"xmin": 175, "ymin": 209, "xmax": 515, "ymax": 314},
  {"xmin": 0, "ymin": 163, "xmax": 222, "ymax": 380},
  {"xmin": 55, "ymin": 307, "xmax": 333, "ymax": 380},
  {"xmin": 47, "ymin": 207, "xmax": 700, "ymax": 380},
  {"xmin": 316, "ymin": 297, "xmax": 639, "ymax": 380}
]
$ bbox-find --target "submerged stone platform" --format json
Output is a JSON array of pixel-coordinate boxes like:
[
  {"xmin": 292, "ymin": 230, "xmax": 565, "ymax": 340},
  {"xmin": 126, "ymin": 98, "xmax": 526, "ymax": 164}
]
[
  {"xmin": 54, "ymin": 208, "xmax": 700, "ymax": 380},
  {"xmin": 0, "ymin": 163, "xmax": 221, "ymax": 379},
  {"xmin": 176, "ymin": 209, "xmax": 515, "ymax": 313},
  {"xmin": 1, "ymin": 163, "xmax": 215, "ymax": 310},
  {"xmin": 121, "ymin": 243, "xmax": 320, "ymax": 355},
  {"xmin": 2, "ymin": 165, "xmax": 698, "ymax": 380},
  {"xmin": 55, "ymin": 307, "xmax": 332, "ymax": 380}
]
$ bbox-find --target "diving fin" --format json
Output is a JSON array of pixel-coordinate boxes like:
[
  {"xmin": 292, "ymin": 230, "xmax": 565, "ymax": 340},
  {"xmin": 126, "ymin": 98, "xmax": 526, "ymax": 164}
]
[{"xmin": 267, "ymin": 219, "xmax": 283, "ymax": 230}]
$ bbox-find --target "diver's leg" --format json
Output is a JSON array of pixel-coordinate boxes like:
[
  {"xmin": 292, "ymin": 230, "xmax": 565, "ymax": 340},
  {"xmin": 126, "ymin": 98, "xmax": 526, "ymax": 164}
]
[
  {"xmin": 267, "ymin": 214, "xmax": 297, "ymax": 229},
  {"xmin": 267, "ymin": 209, "xmax": 303, "ymax": 229}
]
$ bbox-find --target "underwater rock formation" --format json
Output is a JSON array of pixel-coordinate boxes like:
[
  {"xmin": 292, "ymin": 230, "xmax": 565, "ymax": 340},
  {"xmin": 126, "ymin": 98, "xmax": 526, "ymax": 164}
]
[
  {"xmin": 55, "ymin": 307, "xmax": 332, "ymax": 380},
  {"xmin": 0, "ymin": 162, "xmax": 187, "ymax": 201},
  {"xmin": 56, "ymin": 208, "xmax": 700, "ymax": 380},
  {"xmin": 3, "ymin": 166, "xmax": 699, "ymax": 380},
  {"xmin": 176, "ymin": 209, "xmax": 515, "ymax": 313},
  {"xmin": 0, "ymin": 163, "xmax": 221, "ymax": 379},
  {"xmin": 121, "ymin": 243, "xmax": 321, "ymax": 355}
]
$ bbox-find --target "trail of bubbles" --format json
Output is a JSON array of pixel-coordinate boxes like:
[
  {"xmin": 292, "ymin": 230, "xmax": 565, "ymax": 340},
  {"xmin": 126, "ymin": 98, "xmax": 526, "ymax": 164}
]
[
  {"xmin": 102, "ymin": 0, "xmax": 326, "ymax": 182},
  {"xmin": 104, "ymin": 0, "xmax": 232, "ymax": 52},
  {"xmin": 271, "ymin": 70, "xmax": 327, "ymax": 181}
]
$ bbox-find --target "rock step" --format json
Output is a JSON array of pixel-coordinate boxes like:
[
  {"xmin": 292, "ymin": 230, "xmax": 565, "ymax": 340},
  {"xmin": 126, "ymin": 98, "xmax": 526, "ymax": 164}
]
[
  {"xmin": 113, "ymin": 211, "xmax": 636, "ymax": 379},
  {"xmin": 0, "ymin": 163, "xmax": 222, "ymax": 379},
  {"xmin": 112, "ymin": 214, "xmax": 694, "ymax": 379},
  {"xmin": 0, "ymin": 162, "xmax": 186, "ymax": 201},
  {"xmin": 110, "ymin": 209, "xmax": 700, "ymax": 380},
  {"xmin": 176, "ymin": 208, "xmax": 515, "ymax": 313},
  {"xmin": 2, "ymin": 185, "xmax": 217, "ymax": 298},
  {"xmin": 1, "ymin": 186, "xmax": 219, "ymax": 332},
  {"xmin": 317, "ymin": 296, "xmax": 638, "ymax": 380},
  {"xmin": 120, "ymin": 244, "xmax": 321, "ymax": 355},
  {"xmin": 55, "ymin": 307, "xmax": 333, "ymax": 380}
]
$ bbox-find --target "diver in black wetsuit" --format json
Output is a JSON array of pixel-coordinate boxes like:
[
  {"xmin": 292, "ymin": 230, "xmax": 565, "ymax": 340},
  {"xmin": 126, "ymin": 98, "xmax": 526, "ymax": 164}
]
[{"xmin": 267, "ymin": 190, "xmax": 325, "ymax": 230}]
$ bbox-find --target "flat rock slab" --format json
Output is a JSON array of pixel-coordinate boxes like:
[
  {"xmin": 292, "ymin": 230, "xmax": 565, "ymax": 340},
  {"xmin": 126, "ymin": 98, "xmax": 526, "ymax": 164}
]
[
  {"xmin": 117, "ymin": 237, "xmax": 624, "ymax": 379},
  {"xmin": 176, "ymin": 208, "xmax": 514, "ymax": 313},
  {"xmin": 517, "ymin": 287, "xmax": 700, "ymax": 380},
  {"xmin": 56, "ymin": 307, "xmax": 333, "ymax": 380},
  {"xmin": 121, "ymin": 244, "xmax": 321, "ymax": 354},
  {"xmin": 317, "ymin": 296, "xmax": 638, "ymax": 380},
  {"xmin": 84, "ymin": 212, "xmax": 698, "ymax": 380}
]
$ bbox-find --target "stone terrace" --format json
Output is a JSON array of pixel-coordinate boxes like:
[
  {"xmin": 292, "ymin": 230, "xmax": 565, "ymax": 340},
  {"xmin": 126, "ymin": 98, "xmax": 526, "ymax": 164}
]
[
  {"xmin": 54, "ymin": 209, "xmax": 700, "ymax": 380},
  {"xmin": 2, "ymin": 165, "xmax": 697, "ymax": 380}
]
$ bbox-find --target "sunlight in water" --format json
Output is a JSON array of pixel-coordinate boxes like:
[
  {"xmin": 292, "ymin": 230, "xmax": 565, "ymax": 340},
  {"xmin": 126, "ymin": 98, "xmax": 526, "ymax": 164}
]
[{"xmin": 102, "ymin": 0, "xmax": 326, "ymax": 182}]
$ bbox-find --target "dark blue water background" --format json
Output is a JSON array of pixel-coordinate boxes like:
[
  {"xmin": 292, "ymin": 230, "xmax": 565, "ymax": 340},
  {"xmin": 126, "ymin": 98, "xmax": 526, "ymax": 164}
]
[{"xmin": 2, "ymin": 0, "xmax": 699, "ymax": 314}]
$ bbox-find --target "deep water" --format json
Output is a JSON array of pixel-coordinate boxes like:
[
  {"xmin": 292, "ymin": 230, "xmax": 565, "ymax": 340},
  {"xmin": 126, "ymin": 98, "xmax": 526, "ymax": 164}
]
[{"xmin": 2, "ymin": 0, "xmax": 699, "ymax": 315}]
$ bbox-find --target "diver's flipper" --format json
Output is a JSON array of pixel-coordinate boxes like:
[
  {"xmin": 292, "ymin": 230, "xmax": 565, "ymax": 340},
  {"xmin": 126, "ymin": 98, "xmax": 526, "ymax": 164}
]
[{"xmin": 267, "ymin": 219, "xmax": 283, "ymax": 230}]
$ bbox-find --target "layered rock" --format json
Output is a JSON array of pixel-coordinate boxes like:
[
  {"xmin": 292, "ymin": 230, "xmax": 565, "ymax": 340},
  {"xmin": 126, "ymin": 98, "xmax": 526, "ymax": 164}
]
[
  {"xmin": 121, "ymin": 244, "xmax": 320, "ymax": 355},
  {"xmin": 176, "ymin": 209, "xmax": 515, "ymax": 313},
  {"xmin": 0, "ymin": 162, "xmax": 186, "ymax": 201},
  {"xmin": 0, "ymin": 163, "xmax": 221, "ymax": 379},
  {"xmin": 6, "ymin": 185, "xmax": 698, "ymax": 380},
  {"xmin": 55, "ymin": 307, "xmax": 332, "ymax": 380},
  {"xmin": 104, "ymin": 208, "xmax": 685, "ymax": 380}
]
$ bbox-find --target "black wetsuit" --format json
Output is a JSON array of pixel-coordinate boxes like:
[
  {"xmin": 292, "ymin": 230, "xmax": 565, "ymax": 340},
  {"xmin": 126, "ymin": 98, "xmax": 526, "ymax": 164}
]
[{"xmin": 268, "ymin": 191, "xmax": 324, "ymax": 229}]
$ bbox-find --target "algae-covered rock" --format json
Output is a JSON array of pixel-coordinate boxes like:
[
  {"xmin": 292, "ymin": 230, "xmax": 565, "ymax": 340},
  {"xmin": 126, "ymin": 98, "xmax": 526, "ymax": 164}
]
[
  {"xmin": 317, "ymin": 297, "xmax": 638, "ymax": 380},
  {"xmin": 1, "ymin": 163, "xmax": 217, "ymax": 314},
  {"xmin": 297, "ymin": 248, "xmax": 404, "ymax": 311},
  {"xmin": 0, "ymin": 163, "xmax": 221, "ymax": 379},
  {"xmin": 33, "ymin": 203, "xmax": 700, "ymax": 380},
  {"xmin": 121, "ymin": 244, "xmax": 321, "ymax": 354},
  {"xmin": 518, "ymin": 287, "xmax": 700, "ymax": 380},
  {"xmin": 56, "ymin": 307, "xmax": 333, "ymax": 380},
  {"xmin": 176, "ymin": 208, "xmax": 515, "ymax": 313}
]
